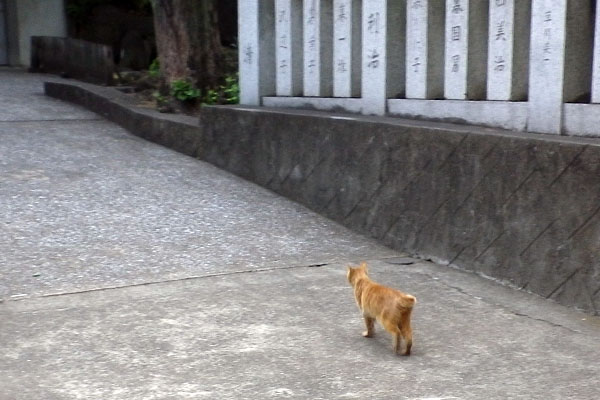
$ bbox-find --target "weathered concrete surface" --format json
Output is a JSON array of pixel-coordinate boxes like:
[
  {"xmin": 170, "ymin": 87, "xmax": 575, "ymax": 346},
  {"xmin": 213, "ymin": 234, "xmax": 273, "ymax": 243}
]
[
  {"xmin": 0, "ymin": 116, "xmax": 393, "ymax": 298},
  {"xmin": 44, "ymin": 79, "xmax": 203, "ymax": 158},
  {"xmin": 3, "ymin": 259, "xmax": 600, "ymax": 400},
  {"xmin": 0, "ymin": 68, "xmax": 98, "ymax": 122},
  {"xmin": 44, "ymin": 79, "xmax": 600, "ymax": 316},
  {"xmin": 1, "ymin": 73, "xmax": 394, "ymax": 300},
  {"xmin": 3, "ymin": 70, "xmax": 600, "ymax": 399}
]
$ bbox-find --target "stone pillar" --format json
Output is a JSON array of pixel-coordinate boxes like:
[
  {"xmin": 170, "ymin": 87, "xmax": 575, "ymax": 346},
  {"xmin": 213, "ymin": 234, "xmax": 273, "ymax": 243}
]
[
  {"xmin": 487, "ymin": 0, "xmax": 530, "ymax": 101},
  {"xmin": 528, "ymin": 0, "xmax": 592, "ymax": 134},
  {"xmin": 444, "ymin": 0, "xmax": 488, "ymax": 100},
  {"xmin": 238, "ymin": 0, "xmax": 276, "ymax": 105},
  {"xmin": 405, "ymin": 0, "xmax": 445, "ymax": 99},
  {"xmin": 275, "ymin": 0, "xmax": 303, "ymax": 96},
  {"xmin": 591, "ymin": 0, "xmax": 600, "ymax": 103},
  {"xmin": 0, "ymin": 0, "xmax": 7, "ymax": 64},
  {"xmin": 333, "ymin": 0, "xmax": 361, "ymax": 98},
  {"xmin": 362, "ymin": 0, "xmax": 405, "ymax": 115},
  {"xmin": 303, "ymin": 0, "xmax": 333, "ymax": 97}
]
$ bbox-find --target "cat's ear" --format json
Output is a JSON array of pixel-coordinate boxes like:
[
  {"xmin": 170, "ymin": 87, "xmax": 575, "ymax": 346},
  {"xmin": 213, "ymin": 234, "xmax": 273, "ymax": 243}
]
[{"xmin": 359, "ymin": 262, "xmax": 368, "ymax": 271}]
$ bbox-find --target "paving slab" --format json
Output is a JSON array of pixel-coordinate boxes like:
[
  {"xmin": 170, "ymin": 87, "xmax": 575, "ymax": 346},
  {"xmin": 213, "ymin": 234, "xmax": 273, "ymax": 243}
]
[
  {"xmin": 1, "ymin": 70, "xmax": 600, "ymax": 400},
  {"xmin": 0, "ymin": 68, "xmax": 98, "ymax": 122},
  {"xmin": 0, "ymin": 72, "xmax": 395, "ymax": 300},
  {"xmin": 2, "ymin": 259, "xmax": 600, "ymax": 400}
]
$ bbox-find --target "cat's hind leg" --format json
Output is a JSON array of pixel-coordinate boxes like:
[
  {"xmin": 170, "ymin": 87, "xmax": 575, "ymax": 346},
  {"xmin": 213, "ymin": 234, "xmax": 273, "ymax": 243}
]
[
  {"xmin": 393, "ymin": 332, "xmax": 401, "ymax": 355},
  {"xmin": 362, "ymin": 316, "xmax": 375, "ymax": 337},
  {"xmin": 382, "ymin": 320, "xmax": 403, "ymax": 355},
  {"xmin": 400, "ymin": 323, "xmax": 412, "ymax": 356}
]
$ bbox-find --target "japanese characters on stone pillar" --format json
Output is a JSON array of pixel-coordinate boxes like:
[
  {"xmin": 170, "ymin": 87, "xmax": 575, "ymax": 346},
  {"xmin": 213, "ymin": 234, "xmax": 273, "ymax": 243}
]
[
  {"xmin": 275, "ymin": 0, "xmax": 303, "ymax": 96},
  {"xmin": 303, "ymin": 0, "xmax": 333, "ymax": 97},
  {"xmin": 333, "ymin": 0, "xmax": 361, "ymax": 98},
  {"xmin": 487, "ymin": 0, "xmax": 530, "ymax": 101},
  {"xmin": 361, "ymin": 0, "xmax": 405, "ymax": 115},
  {"xmin": 444, "ymin": 0, "xmax": 488, "ymax": 100},
  {"xmin": 405, "ymin": 0, "xmax": 445, "ymax": 99},
  {"xmin": 528, "ymin": 1, "xmax": 565, "ymax": 134},
  {"xmin": 361, "ymin": 0, "xmax": 386, "ymax": 114},
  {"xmin": 528, "ymin": 0, "xmax": 592, "ymax": 134},
  {"xmin": 238, "ymin": 0, "xmax": 275, "ymax": 105}
]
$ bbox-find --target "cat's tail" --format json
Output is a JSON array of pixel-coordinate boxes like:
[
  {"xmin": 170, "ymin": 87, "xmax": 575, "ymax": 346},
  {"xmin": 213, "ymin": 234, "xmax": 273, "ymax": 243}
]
[{"xmin": 400, "ymin": 294, "xmax": 417, "ymax": 308}]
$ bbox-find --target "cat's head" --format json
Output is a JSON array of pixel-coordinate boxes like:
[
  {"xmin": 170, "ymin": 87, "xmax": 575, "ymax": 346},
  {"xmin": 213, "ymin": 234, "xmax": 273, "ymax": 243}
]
[{"xmin": 347, "ymin": 262, "xmax": 369, "ymax": 284}]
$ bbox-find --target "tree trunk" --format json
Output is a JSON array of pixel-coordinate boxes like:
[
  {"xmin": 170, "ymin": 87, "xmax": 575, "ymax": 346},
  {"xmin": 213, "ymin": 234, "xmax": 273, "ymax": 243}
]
[{"xmin": 152, "ymin": 0, "xmax": 223, "ymax": 89}]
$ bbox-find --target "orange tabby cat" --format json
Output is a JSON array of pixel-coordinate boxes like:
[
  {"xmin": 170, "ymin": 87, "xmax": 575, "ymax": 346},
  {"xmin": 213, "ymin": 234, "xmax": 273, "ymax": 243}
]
[{"xmin": 347, "ymin": 262, "xmax": 416, "ymax": 356}]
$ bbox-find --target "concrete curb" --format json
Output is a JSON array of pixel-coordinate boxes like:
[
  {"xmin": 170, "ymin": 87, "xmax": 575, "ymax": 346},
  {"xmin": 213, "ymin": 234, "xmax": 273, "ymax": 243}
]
[
  {"xmin": 44, "ymin": 80, "xmax": 600, "ymax": 315},
  {"xmin": 44, "ymin": 81, "xmax": 202, "ymax": 158}
]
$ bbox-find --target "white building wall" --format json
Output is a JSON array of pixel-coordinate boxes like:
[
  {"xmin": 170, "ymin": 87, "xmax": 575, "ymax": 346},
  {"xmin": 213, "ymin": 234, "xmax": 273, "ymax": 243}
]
[{"xmin": 6, "ymin": 0, "xmax": 66, "ymax": 66}]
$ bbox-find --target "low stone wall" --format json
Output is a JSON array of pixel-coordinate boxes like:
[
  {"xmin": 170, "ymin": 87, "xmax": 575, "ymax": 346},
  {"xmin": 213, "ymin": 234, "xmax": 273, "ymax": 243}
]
[
  {"xmin": 45, "ymin": 80, "xmax": 600, "ymax": 315},
  {"xmin": 44, "ymin": 81, "xmax": 200, "ymax": 156},
  {"xmin": 31, "ymin": 37, "xmax": 115, "ymax": 85}
]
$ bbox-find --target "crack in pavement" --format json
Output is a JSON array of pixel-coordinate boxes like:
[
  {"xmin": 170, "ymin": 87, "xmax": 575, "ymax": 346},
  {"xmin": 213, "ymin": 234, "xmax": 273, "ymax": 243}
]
[
  {"xmin": 408, "ymin": 270, "xmax": 583, "ymax": 335},
  {"xmin": 0, "ymin": 118, "xmax": 103, "ymax": 123},
  {"xmin": 1, "ymin": 260, "xmax": 343, "ymax": 303},
  {"xmin": 511, "ymin": 312, "xmax": 581, "ymax": 334},
  {"xmin": 5, "ymin": 255, "xmax": 586, "ymax": 336}
]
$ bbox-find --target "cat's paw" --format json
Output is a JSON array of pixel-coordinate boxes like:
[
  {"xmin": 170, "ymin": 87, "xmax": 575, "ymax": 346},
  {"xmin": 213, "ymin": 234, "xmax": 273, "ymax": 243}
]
[{"xmin": 362, "ymin": 330, "xmax": 374, "ymax": 338}]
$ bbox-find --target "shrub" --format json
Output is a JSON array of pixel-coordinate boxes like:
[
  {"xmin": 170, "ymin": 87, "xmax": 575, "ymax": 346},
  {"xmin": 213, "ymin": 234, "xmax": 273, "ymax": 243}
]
[
  {"xmin": 170, "ymin": 79, "xmax": 201, "ymax": 102},
  {"xmin": 222, "ymin": 73, "xmax": 239, "ymax": 105},
  {"xmin": 201, "ymin": 73, "xmax": 239, "ymax": 106},
  {"xmin": 148, "ymin": 58, "xmax": 160, "ymax": 78}
]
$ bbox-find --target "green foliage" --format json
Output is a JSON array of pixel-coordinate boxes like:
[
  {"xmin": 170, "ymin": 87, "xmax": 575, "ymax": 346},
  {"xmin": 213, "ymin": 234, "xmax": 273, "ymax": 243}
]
[
  {"xmin": 170, "ymin": 80, "xmax": 201, "ymax": 102},
  {"xmin": 201, "ymin": 73, "xmax": 239, "ymax": 106},
  {"xmin": 152, "ymin": 91, "xmax": 167, "ymax": 105},
  {"xmin": 202, "ymin": 89, "xmax": 220, "ymax": 105},
  {"xmin": 148, "ymin": 58, "xmax": 160, "ymax": 78},
  {"xmin": 221, "ymin": 74, "xmax": 240, "ymax": 105},
  {"xmin": 168, "ymin": 74, "xmax": 238, "ymax": 105},
  {"xmin": 152, "ymin": 73, "xmax": 239, "ymax": 109}
]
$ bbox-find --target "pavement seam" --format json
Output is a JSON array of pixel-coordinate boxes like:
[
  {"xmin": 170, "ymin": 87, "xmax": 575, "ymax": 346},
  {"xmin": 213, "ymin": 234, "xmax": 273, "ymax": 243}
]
[
  {"xmin": 3, "ymin": 261, "xmax": 340, "ymax": 303},
  {"xmin": 0, "ymin": 118, "xmax": 103, "ymax": 123},
  {"xmin": 409, "ymin": 270, "xmax": 583, "ymax": 335},
  {"xmin": 2, "ymin": 256, "xmax": 402, "ymax": 304}
]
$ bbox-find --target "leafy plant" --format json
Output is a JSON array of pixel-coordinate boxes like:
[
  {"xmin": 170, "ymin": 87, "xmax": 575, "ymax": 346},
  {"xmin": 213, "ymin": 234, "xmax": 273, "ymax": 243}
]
[
  {"xmin": 152, "ymin": 91, "xmax": 168, "ymax": 106},
  {"xmin": 170, "ymin": 79, "xmax": 201, "ymax": 102},
  {"xmin": 201, "ymin": 73, "xmax": 239, "ymax": 106},
  {"xmin": 148, "ymin": 58, "xmax": 160, "ymax": 78},
  {"xmin": 202, "ymin": 89, "xmax": 219, "ymax": 105},
  {"xmin": 152, "ymin": 91, "xmax": 165, "ymax": 102},
  {"xmin": 222, "ymin": 73, "xmax": 239, "ymax": 104}
]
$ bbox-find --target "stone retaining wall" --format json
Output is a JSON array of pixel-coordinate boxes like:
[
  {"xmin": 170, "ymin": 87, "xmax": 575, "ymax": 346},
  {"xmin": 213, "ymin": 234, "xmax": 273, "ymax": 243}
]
[
  {"xmin": 31, "ymin": 37, "xmax": 115, "ymax": 85},
  {"xmin": 45, "ymin": 81, "xmax": 600, "ymax": 315}
]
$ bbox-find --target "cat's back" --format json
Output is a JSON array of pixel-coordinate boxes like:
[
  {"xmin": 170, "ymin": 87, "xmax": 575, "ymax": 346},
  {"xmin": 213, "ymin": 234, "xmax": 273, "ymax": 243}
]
[{"xmin": 361, "ymin": 280, "xmax": 415, "ymax": 313}]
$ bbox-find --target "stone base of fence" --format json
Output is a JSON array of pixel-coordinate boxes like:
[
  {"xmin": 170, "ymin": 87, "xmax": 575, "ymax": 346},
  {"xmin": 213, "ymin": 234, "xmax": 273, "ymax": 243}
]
[
  {"xmin": 45, "ymin": 80, "xmax": 600, "ymax": 316},
  {"xmin": 240, "ymin": 0, "xmax": 600, "ymax": 138}
]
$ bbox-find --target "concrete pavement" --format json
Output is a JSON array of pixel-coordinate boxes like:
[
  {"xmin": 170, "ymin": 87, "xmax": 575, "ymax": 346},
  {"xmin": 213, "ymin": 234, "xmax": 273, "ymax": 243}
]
[{"xmin": 1, "ymin": 70, "xmax": 600, "ymax": 399}]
